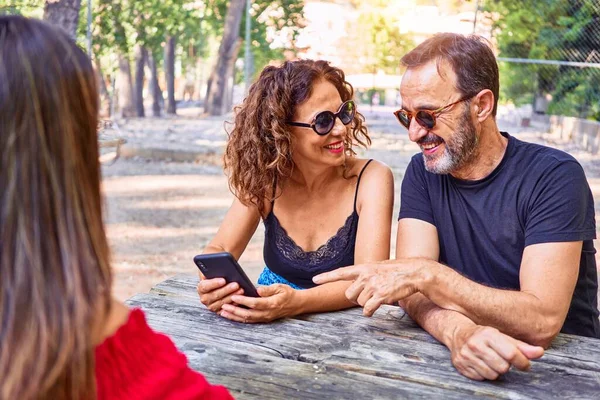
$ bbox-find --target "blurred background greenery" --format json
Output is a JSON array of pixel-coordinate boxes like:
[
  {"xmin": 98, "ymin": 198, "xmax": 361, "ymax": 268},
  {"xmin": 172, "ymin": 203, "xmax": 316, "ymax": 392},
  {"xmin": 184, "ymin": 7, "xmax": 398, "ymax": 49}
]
[{"xmin": 2, "ymin": 0, "xmax": 598, "ymax": 121}]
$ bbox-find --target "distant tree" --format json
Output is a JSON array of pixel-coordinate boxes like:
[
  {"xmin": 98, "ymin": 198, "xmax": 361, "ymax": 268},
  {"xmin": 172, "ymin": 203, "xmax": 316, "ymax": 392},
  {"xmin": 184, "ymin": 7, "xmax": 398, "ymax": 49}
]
[
  {"xmin": 44, "ymin": 0, "xmax": 82, "ymax": 38},
  {"xmin": 341, "ymin": 0, "xmax": 414, "ymax": 75},
  {"xmin": 204, "ymin": 0, "xmax": 305, "ymax": 115},
  {"xmin": 205, "ymin": 0, "xmax": 245, "ymax": 116},
  {"xmin": 485, "ymin": 0, "xmax": 600, "ymax": 120},
  {"xmin": 245, "ymin": 0, "xmax": 305, "ymax": 80}
]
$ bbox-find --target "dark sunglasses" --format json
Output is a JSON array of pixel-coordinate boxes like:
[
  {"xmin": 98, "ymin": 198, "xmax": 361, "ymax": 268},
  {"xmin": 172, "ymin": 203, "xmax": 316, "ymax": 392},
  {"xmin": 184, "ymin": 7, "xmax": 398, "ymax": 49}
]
[
  {"xmin": 288, "ymin": 100, "xmax": 356, "ymax": 135},
  {"xmin": 393, "ymin": 94, "xmax": 476, "ymax": 130}
]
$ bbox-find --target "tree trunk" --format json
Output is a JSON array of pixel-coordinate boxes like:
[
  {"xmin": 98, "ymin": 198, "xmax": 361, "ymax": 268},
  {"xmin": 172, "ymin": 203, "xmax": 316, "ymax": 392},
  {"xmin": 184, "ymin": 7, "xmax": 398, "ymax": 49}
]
[
  {"xmin": 95, "ymin": 60, "xmax": 111, "ymax": 118},
  {"xmin": 196, "ymin": 57, "xmax": 206, "ymax": 107},
  {"xmin": 147, "ymin": 53, "xmax": 162, "ymax": 117},
  {"xmin": 118, "ymin": 54, "xmax": 136, "ymax": 118},
  {"xmin": 134, "ymin": 45, "xmax": 148, "ymax": 118},
  {"xmin": 225, "ymin": 39, "xmax": 242, "ymax": 112},
  {"xmin": 205, "ymin": 0, "xmax": 245, "ymax": 116},
  {"xmin": 43, "ymin": 0, "xmax": 82, "ymax": 39},
  {"xmin": 204, "ymin": 75, "xmax": 213, "ymax": 112},
  {"xmin": 165, "ymin": 36, "xmax": 177, "ymax": 115}
]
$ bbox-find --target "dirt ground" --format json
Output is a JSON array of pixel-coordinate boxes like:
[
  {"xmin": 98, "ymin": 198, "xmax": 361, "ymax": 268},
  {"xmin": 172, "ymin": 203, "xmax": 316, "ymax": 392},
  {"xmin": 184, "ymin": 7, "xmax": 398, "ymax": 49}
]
[{"xmin": 103, "ymin": 112, "xmax": 600, "ymax": 302}]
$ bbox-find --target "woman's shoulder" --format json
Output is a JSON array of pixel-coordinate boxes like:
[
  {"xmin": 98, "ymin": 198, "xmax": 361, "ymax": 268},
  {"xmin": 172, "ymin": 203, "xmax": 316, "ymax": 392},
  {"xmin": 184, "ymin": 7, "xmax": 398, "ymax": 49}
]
[
  {"xmin": 95, "ymin": 308, "xmax": 233, "ymax": 400},
  {"xmin": 347, "ymin": 158, "xmax": 393, "ymax": 181},
  {"xmin": 350, "ymin": 158, "xmax": 394, "ymax": 213}
]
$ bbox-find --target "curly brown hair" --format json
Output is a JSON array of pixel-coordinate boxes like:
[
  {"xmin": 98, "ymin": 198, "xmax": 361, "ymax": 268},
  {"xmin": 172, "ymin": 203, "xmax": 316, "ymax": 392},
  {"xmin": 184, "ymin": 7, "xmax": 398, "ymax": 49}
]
[{"xmin": 224, "ymin": 59, "xmax": 371, "ymax": 216}]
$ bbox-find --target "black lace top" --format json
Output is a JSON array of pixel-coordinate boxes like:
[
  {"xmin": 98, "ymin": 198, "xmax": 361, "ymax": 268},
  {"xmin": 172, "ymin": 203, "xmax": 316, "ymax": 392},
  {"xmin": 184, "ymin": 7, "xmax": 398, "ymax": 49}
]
[{"xmin": 262, "ymin": 160, "xmax": 373, "ymax": 288}]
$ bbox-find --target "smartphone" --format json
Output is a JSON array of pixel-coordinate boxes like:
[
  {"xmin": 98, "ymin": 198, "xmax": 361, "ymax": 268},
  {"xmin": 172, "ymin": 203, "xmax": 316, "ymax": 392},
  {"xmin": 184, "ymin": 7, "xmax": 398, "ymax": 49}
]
[{"xmin": 193, "ymin": 252, "xmax": 260, "ymax": 297}]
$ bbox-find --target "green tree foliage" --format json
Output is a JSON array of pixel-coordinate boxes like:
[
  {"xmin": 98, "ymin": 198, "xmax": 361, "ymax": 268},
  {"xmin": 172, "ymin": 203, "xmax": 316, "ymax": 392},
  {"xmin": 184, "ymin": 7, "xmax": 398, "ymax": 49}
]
[
  {"xmin": 2, "ymin": 0, "xmax": 305, "ymax": 116},
  {"xmin": 245, "ymin": 0, "xmax": 305, "ymax": 79},
  {"xmin": 485, "ymin": 0, "xmax": 600, "ymax": 120},
  {"xmin": 343, "ymin": 0, "xmax": 414, "ymax": 75},
  {"xmin": 0, "ymin": 0, "xmax": 44, "ymax": 17}
]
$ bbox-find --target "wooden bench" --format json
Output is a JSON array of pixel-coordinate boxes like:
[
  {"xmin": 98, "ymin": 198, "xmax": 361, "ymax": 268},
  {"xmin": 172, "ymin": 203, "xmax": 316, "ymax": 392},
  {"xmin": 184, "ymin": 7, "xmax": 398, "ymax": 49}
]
[{"xmin": 126, "ymin": 274, "xmax": 600, "ymax": 399}]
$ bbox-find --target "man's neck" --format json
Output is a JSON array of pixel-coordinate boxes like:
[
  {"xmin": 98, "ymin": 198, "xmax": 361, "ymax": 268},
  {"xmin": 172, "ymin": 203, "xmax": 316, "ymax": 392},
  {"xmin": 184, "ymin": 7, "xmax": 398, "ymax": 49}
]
[{"xmin": 451, "ymin": 125, "xmax": 508, "ymax": 181}]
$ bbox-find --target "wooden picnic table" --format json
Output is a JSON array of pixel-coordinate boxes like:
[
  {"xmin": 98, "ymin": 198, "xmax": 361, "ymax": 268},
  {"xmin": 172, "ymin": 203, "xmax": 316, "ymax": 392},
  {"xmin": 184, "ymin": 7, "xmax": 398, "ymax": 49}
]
[{"xmin": 126, "ymin": 274, "xmax": 600, "ymax": 399}]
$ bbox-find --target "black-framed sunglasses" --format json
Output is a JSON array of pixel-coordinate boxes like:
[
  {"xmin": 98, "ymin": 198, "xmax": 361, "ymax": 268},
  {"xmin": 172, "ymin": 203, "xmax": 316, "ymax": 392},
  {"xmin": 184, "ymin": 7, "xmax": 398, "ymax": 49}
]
[
  {"xmin": 393, "ymin": 94, "xmax": 476, "ymax": 130},
  {"xmin": 287, "ymin": 100, "xmax": 356, "ymax": 136}
]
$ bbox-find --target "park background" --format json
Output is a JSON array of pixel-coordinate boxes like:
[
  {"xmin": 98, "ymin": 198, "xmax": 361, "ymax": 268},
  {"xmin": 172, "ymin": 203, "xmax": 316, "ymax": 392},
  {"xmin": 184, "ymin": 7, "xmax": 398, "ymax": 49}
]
[{"xmin": 2, "ymin": 0, "xmax": 600, "ymax": 300}]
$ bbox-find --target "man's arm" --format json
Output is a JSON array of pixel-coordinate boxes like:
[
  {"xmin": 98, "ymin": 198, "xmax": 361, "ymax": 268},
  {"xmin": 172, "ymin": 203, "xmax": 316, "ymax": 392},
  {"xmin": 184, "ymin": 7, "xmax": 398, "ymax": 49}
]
[
  {"xmin": 395, "ymin": 216, "xmax": 579, "ymax": 347},
  {"xmin": 397, "ymin": 219, "xmax": 545, "ymax": 380},
  {"xmin": 315, "ymin": 218, "xmax": 545, "ymax": 380},
  {"xmin": 415, "ymin": 241, "xmax": 581, "ymax": 347}
]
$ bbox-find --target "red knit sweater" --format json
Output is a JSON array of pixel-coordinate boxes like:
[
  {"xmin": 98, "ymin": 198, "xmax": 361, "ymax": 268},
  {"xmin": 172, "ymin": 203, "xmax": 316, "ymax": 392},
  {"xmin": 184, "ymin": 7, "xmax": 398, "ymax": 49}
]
[{"xmin": 95, "ymin": 308, "xmax": 234, "ymax": 400}]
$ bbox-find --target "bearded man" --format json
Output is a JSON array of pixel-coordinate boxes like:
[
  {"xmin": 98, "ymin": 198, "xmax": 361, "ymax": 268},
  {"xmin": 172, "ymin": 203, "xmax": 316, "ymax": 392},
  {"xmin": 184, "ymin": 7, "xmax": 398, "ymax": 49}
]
[{"xmin": 315, "ymin": 33, "xmax": 599, "ymax": 381}]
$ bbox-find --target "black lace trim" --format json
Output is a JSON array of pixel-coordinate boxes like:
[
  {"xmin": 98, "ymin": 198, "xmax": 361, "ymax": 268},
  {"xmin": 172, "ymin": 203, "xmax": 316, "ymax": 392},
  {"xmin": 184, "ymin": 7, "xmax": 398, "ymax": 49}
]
[{"xmin": 265, "ymin": 211, "xmax": 358, "ymax": 272}]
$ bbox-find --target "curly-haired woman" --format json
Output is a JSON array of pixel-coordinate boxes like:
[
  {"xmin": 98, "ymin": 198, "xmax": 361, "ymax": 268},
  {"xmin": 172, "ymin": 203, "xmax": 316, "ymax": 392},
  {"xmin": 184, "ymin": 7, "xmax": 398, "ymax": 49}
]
[{"xmin": 197, "ymin": 60, "xmax": 394, "ymax": 323}]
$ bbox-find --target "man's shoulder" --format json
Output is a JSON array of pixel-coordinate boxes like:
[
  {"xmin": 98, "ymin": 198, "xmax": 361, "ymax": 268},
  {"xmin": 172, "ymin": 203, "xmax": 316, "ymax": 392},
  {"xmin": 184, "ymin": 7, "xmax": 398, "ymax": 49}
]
[
  {"xmin": 507, "ymin": 134, "xmax": 589, "ymax": 192},
  {"xmin": 510, "ymin": 134, "xmax": 580, "ymax": 169}
]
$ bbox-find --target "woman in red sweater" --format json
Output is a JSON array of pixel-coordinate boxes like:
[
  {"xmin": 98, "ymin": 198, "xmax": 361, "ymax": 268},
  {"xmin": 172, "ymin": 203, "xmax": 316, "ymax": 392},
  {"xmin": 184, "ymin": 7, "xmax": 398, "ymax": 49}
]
[{"xmin": 0, "ymin": 16, "xmax": 233, "ymax": 400}]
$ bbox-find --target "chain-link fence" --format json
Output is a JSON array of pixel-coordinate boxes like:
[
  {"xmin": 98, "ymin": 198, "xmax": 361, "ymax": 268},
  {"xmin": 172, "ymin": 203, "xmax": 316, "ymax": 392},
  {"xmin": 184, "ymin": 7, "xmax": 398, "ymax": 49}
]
[{"xmin": 479, "ymin": 0, "xmax": 600, "ymax": 123}]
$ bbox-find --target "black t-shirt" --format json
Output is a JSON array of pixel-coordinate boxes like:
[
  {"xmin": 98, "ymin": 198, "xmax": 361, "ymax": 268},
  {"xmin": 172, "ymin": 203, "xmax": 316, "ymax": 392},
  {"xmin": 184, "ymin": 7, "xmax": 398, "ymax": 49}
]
[{"xmin": 399, "ymin": 132, "xmax": 600, "ymax": 338}]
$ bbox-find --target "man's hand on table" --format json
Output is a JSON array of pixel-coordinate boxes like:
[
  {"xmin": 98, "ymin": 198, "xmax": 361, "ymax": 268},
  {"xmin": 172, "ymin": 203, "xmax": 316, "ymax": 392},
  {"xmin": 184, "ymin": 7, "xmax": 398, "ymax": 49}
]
[
  {"xmin": 313, "ymin": 263, "xmax": 546, "ymax": 381},
  {"xmin": 450, "ymin": 324, "xmax": 544, "ymax": 381}
]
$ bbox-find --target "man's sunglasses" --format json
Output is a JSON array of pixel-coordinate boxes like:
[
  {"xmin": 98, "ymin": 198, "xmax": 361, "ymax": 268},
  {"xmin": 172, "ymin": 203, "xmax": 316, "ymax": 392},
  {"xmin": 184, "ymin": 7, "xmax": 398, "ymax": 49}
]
[
  {"xmin": 288, "ymin": 100, "xmax": 356, "ymax": 135},
  {"xmin": 393, "ymin": 94, "xmax": 475, "ymax": 130}
]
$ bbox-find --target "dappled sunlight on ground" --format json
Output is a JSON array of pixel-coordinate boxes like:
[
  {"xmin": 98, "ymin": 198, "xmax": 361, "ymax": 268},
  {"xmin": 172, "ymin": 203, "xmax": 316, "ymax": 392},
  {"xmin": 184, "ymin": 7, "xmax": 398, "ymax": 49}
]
[{"xmin": 103, "ymin": 160, "xmax": 265, "ymax": 300}]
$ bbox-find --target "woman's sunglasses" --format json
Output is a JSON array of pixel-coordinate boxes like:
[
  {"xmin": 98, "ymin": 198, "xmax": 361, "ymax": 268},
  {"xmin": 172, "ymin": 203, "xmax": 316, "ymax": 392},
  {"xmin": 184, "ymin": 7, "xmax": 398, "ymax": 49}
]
[
  {"xmin": 393, "ymin": 94, "xmax": 475, "ymax": 130},
  {"xmin": 288, "ymin": 100, "xmax": 356, "ymax": 135}
]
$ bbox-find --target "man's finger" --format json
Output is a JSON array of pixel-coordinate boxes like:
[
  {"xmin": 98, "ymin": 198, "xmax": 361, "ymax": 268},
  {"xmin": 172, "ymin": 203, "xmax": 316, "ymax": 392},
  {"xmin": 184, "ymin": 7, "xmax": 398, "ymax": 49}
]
[
  {"xmin": 362, "ymin": 296, "xmax": 384, "ymax": 317},
  {"xmin": 313, "ymin": 265, "xmax": 362, "ymax": 284},
  {"xmin": 489, "ymin": 337, "xmax": 531, "ymax": 371},
  {"xmin": 355, "ymin": 288, "xmax": 372, "ymax": 307},
  {"xmin": 345, "ymin": 279, "xmax": 366, "ymax": 304},
  {"xmin": 461, "ymin": 366, "xmax": 485, "ymax": 381},
  {"xmin": 476, "ymin": 344, "xmax": 511, "ymax": 375},
  {"xmin": 515, "ymin": 340, "xmax": 544, "ymax": 360},
  {"xmin": 461, "ymin": 350, "xmax": 500, "ymax": 380}
]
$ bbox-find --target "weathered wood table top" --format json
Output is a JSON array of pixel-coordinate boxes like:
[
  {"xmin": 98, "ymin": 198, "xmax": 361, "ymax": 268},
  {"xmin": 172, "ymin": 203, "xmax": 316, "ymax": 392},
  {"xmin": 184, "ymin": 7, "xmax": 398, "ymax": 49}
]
[{"xmin": 125, "ymin": 274, "xmax": 600, "ymax": 399}]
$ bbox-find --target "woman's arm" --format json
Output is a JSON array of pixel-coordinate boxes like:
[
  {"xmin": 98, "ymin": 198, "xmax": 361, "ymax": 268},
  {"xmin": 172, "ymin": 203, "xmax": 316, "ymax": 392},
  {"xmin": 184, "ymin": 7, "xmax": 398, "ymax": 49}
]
[
  {"xmin": 292, "ymin": 160, "xmax": 395, "ymax": 314},
  {"xmin": 222, "ymin": 160, "xmax": 395, "ymax": 321},
  {"xmin": 197, "ymin": 198, "xmax": 261, "ymax": 312},
  {"xmin": 202, "ymin": 197, "xmax": 261, "ymax": 259}
]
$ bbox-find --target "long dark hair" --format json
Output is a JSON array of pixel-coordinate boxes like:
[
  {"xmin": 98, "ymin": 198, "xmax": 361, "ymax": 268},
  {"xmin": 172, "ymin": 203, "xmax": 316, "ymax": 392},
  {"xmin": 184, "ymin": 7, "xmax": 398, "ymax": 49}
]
[
  {"xmin": 224, "ymin": 59, "xmax": 371, "ymax": 216},
  {"xmin": 0, "ymin": 16, "xmax": 112, "ymax": 399}
]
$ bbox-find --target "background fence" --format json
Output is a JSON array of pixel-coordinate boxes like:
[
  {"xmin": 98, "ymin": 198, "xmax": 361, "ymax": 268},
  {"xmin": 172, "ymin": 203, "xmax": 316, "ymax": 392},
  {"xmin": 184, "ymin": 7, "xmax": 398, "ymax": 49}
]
[{"xmin": 479, "ymin": 0, "xmax": 600, "ymax": 122}]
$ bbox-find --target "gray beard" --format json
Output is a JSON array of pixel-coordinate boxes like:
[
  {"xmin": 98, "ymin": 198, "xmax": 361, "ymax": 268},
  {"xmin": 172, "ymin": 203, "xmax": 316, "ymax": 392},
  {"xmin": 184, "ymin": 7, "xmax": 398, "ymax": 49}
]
[{"xmin": 423, "ymin": 108, "xmax": 478, "ymax": 175}]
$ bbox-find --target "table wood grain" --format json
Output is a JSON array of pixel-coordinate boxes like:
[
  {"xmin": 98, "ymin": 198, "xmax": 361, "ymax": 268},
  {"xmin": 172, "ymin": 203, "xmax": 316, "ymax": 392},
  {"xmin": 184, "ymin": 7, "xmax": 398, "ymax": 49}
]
[{"xmin": 125, "ymin": 273, "xmax": 600, "ymax": 399}]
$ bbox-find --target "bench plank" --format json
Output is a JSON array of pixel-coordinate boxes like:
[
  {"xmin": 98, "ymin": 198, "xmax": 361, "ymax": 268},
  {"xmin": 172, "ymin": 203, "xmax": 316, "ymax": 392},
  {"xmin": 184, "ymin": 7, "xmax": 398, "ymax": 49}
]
[
  {"xmin": 126, "ymin": 293, "xmax": 600, "ymax": 398},
  {"xmin": 148, "ymin": 274, "xmax": 600, "ymax": 362}
]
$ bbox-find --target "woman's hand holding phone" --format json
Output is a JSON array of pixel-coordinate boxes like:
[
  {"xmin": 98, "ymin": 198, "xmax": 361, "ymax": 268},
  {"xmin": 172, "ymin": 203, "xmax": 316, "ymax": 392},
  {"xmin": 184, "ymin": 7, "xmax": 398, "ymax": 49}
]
[
  {"xmin": 197, "ymin": 276, "xmax": 245, "ymax": 313},
  {"xmin": 219, "ymin": 284, "xmax": 299, "ymax": 323}
]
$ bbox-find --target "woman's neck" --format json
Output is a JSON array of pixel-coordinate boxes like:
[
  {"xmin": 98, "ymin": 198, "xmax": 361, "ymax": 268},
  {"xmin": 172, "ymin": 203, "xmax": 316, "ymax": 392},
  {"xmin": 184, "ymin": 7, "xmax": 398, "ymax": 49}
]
[
  {"xmin": 289, "ymin": 163, "xmax": 344, "ymax": 193},
  {"xmin": 92, "ymin": 298, "xmax": 130, "ymax": 346}
]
